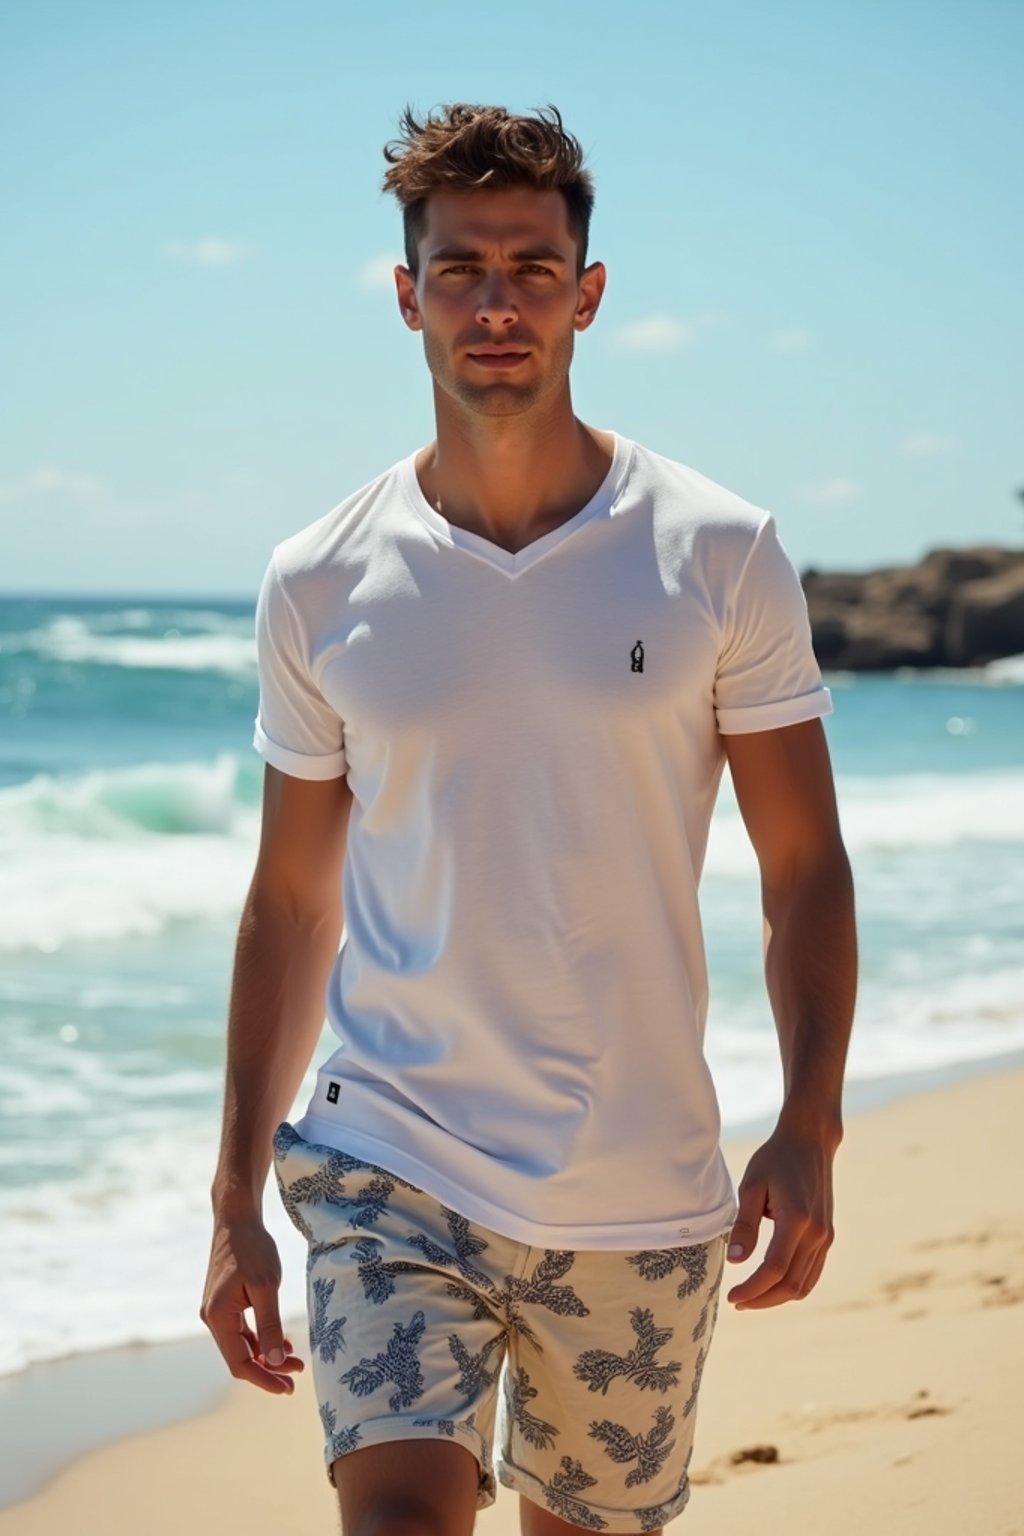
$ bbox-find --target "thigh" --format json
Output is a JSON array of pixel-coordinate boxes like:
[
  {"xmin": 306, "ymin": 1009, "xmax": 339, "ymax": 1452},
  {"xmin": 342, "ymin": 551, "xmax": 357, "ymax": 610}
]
[
  {"xmin": 497, "ymin": 1235, "xmax": 727, "ymax": 1533},
  {"xmin": 272, "ymin": 1121, "xmax": 516, "ymax": 1512}
]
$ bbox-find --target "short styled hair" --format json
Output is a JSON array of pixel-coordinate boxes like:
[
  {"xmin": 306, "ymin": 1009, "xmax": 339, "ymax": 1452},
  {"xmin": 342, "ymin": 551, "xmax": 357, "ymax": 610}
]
[{"xmin": 382, "ymin": 103, "xmax": 594, "ymax": 275}]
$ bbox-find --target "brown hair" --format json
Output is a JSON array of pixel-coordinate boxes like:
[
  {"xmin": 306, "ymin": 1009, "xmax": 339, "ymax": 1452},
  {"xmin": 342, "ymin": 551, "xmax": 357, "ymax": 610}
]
[{"xmin": 382, "ymin": 103, "xmax": 594, "ymax": 275}]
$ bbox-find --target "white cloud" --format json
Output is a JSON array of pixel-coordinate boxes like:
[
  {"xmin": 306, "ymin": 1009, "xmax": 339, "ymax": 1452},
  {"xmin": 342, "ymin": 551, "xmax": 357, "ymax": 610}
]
[
  {"xmin": 796, "ymin": 477, "xmax": 864, "ymax": 506},
  {"xmin": 610, "ymin": 314, "xmax": 695, "ymax": 353},
  {"xmin": 901, "ymin": 432, "xmax": 951, "ymax": 457},
  {"xmin": 357, "ymin": 252, "xmax": 402, "ymax": 292},
  {"xmin": 164, "ymin": 237, "xmax": 248, "ymax": 268},
  {"xmin": 0, "ymin": 467, "xmax": 104, "ymax": 505},
  {"xmin": 769, "ymin": 328, "xmax": 812, "ymax": 352}
]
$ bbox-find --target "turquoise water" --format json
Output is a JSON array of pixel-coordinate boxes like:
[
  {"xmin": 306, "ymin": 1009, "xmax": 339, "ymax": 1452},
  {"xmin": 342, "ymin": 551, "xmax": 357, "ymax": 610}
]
[{"xmin": 2, "ymin": 595, "xmax": 1022, "ymax": 1376}]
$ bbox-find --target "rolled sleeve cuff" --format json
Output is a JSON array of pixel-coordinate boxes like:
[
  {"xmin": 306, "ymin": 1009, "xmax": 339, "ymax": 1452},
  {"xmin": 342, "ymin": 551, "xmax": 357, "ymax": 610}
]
[
  {"xmin": 252, "ymin": 720, "xmax": 348, "ymax": 780},
  {"xmin": 715, "ymin": 685, "xmax": 833, "ymax": 736}
]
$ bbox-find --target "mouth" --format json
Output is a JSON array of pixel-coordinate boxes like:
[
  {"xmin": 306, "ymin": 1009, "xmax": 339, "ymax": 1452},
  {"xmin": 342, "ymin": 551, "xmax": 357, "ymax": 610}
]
[{"xmin": 465, "ymin": 349, "xmax": 531, "ymax": 369}]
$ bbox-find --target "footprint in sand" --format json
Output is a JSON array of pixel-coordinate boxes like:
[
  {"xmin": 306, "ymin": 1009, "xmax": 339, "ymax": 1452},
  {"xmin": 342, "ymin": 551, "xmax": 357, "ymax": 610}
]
[
  {"xmin": 844, "ymin": 1241, "xmax": 1024, "ymax": 1314},
  {"xmin": 880, "ymin": 1270, "xmax": 937, "ymax": 1302},
  {"xmin": 692, "ymin": 1392, "xmax": 954, "ymax": 1486},
  {"xmin": 838, "ymin": 1269, "xmax": 937, "ymax": 1312},
  {"xmin": 979, "ymin": 1273, "xmax": 1024, "ymax": 1307},
  {"xmin": 691, "ymin": 1445, "xmax": 781, "ymax": 1485},
  {"xmin": 914, "ymin": 1222, "xmax": 1024, "ymax": 1301}
]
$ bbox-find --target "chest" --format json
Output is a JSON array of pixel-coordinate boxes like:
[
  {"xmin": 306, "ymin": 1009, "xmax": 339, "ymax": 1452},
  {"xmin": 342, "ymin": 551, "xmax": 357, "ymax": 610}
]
[{"xmin": 308, "ymin": 522, "xmax": 722, "ymax": 749}]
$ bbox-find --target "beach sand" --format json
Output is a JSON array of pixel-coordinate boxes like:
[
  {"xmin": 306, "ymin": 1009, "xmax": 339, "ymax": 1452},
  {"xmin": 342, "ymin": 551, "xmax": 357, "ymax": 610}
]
[{"xmin": 1, "ymin": 1068, "xmax": 1021, "ymax": 1535}]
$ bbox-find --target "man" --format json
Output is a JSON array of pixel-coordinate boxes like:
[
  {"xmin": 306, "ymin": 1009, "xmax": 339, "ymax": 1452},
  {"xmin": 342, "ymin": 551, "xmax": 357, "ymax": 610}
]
[{"xmin": 202, "ymin": 103, "xmax": 856, "ymax": 1535}]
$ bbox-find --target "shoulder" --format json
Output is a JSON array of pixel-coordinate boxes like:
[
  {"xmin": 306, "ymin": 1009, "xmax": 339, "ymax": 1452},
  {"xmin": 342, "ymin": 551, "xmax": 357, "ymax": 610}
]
[
  {"xmin": 624, "ymin": 439, "xmax": 777, "ymax": 592},
  {"xmin": 271, "ymin": 457, "xmax": 409, "ymax": 582},
  {"xmin": 629, "ymin": 440, "xmax": 769, "ymax": 537}
]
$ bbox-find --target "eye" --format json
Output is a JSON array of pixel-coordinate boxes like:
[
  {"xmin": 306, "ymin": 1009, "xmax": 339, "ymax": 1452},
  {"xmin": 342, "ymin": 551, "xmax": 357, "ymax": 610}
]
[{"xmin": 520, "ymin": 264, "xmax": 555, "ymax": 276}]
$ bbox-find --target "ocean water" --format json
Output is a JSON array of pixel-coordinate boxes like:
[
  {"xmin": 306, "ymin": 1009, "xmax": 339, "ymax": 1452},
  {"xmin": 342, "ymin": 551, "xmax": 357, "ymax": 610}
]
[{"xmin": 2, "ymin": 594, "xmax": 1023, "ymax": 1379}]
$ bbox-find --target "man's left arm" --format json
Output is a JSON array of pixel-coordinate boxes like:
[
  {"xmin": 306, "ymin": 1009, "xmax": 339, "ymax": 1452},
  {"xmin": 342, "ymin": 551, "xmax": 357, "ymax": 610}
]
[{"xmin": 721, "ymin": 717, "xmax": 857, "ymax": 1309}]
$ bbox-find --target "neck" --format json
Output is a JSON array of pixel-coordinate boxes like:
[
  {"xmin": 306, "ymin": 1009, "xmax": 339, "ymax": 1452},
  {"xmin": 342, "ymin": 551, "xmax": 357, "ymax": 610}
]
[{"xmin": 415, "ymin": 388, "xmax": 614, "ymax": 555}]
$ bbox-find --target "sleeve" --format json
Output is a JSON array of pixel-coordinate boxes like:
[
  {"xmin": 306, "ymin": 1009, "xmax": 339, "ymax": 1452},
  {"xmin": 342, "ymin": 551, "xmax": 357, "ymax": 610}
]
[
  {"xmin": 713, "ymin": 513, "xmax": 832, "ymax": 735},
  {"xmin": 251, "ymin": 552, "xmax": 348, "ymax": 779}
]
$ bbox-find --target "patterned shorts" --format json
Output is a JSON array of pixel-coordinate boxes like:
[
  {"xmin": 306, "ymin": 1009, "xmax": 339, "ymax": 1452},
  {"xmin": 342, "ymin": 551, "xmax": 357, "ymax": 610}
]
[{"xmin": 273, "ymin": 1121, "xmax": 726, "ymax": 1534}]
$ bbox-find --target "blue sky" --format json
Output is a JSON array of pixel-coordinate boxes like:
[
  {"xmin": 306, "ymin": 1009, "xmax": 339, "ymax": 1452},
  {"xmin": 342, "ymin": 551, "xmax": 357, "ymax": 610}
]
[{"xmin": 2, "ymin": 0, "xmax": 1021, "ymax": 596}]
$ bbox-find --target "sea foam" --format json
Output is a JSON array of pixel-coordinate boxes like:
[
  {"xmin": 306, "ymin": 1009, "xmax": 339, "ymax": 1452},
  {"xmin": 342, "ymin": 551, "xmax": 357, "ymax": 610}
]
[
  {"xmin": 705, "ymin": 768, "xmax": 1024, "ymax": 876},
  {"xmin": 2, "ymin": 757, "xmax": 1022, "ymax": 949},
  {"xmin": 0, "ymin": 615, "xmax": 256, "ymax": 676},
  {"xmin": 0, "ymin": 753, "xmax": 252, "ymax": 838},
  {"xmin": 0, "ymin": 757, "xmax": 258, "ymax": 949}
]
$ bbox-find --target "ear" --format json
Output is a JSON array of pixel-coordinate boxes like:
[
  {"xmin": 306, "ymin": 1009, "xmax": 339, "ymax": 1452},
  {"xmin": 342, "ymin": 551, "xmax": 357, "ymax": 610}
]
[
  {"xmin": 394, "ymin": 265, "xmax": 422, "ymax": 332},
  {"xmin": 574, "ymin": 260, "xmax": 607, "ymax": 332}
]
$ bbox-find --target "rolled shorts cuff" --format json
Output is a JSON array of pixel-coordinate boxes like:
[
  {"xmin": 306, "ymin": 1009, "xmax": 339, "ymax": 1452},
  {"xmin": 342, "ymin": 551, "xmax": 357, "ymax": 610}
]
[
  {"xmin": 323, "ymin": 1417, "xmax": 497, "ymax": 1509},
  {"xmin": 499, "ymin": 1457, "xmax": 690, "ymax": 1533}
]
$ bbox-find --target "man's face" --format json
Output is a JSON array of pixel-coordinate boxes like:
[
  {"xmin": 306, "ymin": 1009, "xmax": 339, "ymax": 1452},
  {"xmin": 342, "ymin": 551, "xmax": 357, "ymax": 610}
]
[{"xmin": 394, "ymin": 188, "xmax": 605, "ymax": 418}]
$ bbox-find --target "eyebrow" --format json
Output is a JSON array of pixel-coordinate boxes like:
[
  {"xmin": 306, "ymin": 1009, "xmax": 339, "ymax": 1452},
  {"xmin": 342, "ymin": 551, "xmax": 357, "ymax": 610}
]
[{"xmin": 427, "ymin": 245, "xmax": 568, "ymax": 265}]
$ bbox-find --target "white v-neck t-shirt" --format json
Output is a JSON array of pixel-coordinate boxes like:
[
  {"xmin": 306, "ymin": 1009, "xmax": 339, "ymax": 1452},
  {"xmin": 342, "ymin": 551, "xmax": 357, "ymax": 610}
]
[{"xmin": 253, "ymin": 435, "xmax": 832, "ymax": 1248}]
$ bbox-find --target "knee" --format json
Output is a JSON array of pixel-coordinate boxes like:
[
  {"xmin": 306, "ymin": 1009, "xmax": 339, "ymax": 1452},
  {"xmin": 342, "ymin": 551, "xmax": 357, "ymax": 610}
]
[
  {"xmin": 350, "ymin": 1504, "xmax": 445, "ymax": 1536},
  {"xmin": 335, "ymin": 1438, "xmax": 479, "ymax": 1536}
]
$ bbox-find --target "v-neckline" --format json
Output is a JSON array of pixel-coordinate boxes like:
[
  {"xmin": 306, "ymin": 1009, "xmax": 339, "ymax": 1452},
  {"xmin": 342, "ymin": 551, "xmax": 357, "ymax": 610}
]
[{"xmin": 400, "ymin": 433, "xmax": 635, "ymax": 578}]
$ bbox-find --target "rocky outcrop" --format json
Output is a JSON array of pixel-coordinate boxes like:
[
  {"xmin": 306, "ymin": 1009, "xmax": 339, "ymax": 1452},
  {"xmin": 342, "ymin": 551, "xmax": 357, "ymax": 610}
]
[{"xmin": 801, "ymin": 547, "xmax": 1024, "ymax": 671}]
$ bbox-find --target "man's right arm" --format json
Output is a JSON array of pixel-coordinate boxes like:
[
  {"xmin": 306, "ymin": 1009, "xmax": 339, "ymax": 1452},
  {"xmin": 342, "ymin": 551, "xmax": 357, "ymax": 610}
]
[{"xmin": 201, "ymin": 764, "xmax": 352, "ymax": 1392}]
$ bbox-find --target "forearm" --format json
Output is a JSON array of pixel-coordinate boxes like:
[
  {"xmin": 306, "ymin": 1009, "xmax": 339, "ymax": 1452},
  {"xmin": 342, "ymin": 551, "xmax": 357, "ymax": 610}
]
[
  {"xmin": 762, "ymin": 844, "xmax": 857, "ymax": 1140},
  {"xmin": 211, "ymin": 886, "xmax": 342, "ymax": 1217}
]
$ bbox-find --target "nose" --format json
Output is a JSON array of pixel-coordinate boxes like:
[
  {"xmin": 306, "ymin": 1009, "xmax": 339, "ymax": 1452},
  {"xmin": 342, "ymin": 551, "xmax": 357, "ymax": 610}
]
[{"xmin": 474, "ymin": 272, "xmax": 518, "ymax": 327}]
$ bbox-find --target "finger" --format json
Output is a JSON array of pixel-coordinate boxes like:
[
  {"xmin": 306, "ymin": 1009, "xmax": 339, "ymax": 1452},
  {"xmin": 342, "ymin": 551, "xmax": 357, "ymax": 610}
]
[
  {"xmin": 203, "ymin": 1294, "xmax": 297, "ymax": 1394},
  {"xmin": 731, "ymin": 1222, "xmax": 831, "ymax": 1309},
  {"xmin": 240, "ymin": 1316, "xmax": 304, "ymax": 1377},
  {"xmin": 791, "ymin": 1240, "xmax": 830, "ymax": 1300},
  {"xmin": 729, "ymin": 1246, "xmax": 827, "ymax": 1309},
  {"xmin": 243, "ymin": 1321, "xmax": 297, "ymax": 1356},
  {"xmin": 278, "ymin": 1336, "xmax": 304, "ymax": 1361},
  {"xmin": 727, "ymin": 1213, "xmax": 805, "ymax": 1306},
  {"xmin": 250, "ymin": 1290, "xmax": 307, "ymax": 1376},
  {"xmin": 727, "ymin": 1179, "xmax": 767, "ymax": 1264},
  {"xmin": 795, "ymin": 1245, "xmax": 829, "ymax": 1299},
  {"xmin": 237, "ymin": 1354, "xmax": 298, "ymax": 1392},
  {"xmin": 247, "ymin": 1281, "xmax": 290, "ymax": 1370},
  {"xmin": 206, "ymin": 1305, "xmax": 297, "ymax": 1394},
  {"xmin": 255, "ymin": 1345, "xmax": 305, "ymax": 1375}
]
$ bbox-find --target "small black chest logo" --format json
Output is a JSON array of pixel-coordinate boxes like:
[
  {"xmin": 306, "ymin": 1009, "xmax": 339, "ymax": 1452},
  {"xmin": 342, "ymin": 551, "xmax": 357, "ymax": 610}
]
[
  {"xmin": 630, "ymin": 640, "xmax": 645, "ymax": 673},
  {"xmin": 326, "ymin": 1081, "xmax": 340, "ymax": 1104}
]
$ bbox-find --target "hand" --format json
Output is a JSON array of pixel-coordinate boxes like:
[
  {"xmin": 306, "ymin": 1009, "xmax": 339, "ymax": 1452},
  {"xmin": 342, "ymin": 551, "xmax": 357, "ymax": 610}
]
[
  {"xmin": 725, "ymin": 1126, "xmax": 837, "ymax": 1309},
  {"xmin": 200, "ymin": 1213, "xmax": 305, "ymax": 1393}
]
